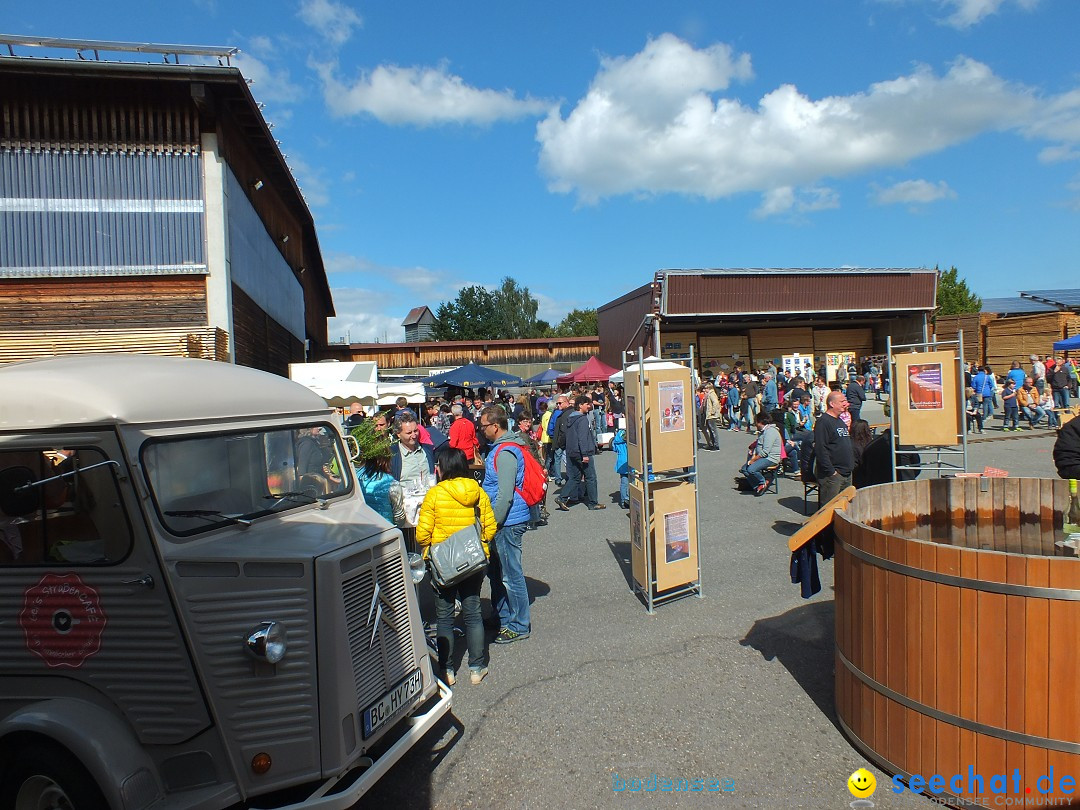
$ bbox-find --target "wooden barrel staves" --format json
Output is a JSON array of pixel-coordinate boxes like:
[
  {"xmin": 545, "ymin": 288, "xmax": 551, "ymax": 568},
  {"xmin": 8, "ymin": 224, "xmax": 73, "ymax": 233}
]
[{"xmin": 834, "ymin": 477, "xmax": 1080, "ymax": 805}]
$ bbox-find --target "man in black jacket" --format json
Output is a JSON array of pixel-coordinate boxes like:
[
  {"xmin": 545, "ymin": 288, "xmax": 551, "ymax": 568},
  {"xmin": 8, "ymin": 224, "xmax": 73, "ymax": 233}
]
[
  {"xmin": 1054, "ymin": 417, "xmax": 1080, "ymax": 479},
  {"xmin": 814, "ymin": 390, "xmax": 854, "ymax": 507},
  {"xmin": 555, "ymin": 396, "xmax": 605, "ymax": 511},
  {"xmin": 845, "ymin": 375, "xmax": 867, "ymax": 423}
]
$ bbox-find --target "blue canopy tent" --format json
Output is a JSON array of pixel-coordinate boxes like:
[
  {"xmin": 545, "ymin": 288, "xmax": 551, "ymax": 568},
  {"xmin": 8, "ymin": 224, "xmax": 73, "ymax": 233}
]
[
  {"xmin": 522, "ymin": 368, "xmax": 563, "ymax": 386},
  {"xmin": 1053, "ymin": 334, "xmax": 1080, "ymax": 352},
  {"xmin": 423, "ymin": 362, "xmax": 523, "ymax": 391}
]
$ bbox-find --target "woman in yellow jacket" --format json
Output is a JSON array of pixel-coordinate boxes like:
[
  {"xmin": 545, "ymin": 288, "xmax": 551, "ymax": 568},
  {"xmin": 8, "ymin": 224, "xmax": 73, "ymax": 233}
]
[{"xmin": 416, "ymin": 447, "xmax": 497, "ymax": 685}]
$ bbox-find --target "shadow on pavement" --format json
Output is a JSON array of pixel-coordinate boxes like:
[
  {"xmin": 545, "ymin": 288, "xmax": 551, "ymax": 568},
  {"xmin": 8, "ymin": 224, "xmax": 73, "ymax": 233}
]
[
  {"xmin": 740, "ymin": 599, "xmax": 839, "ymax": 731},
  {"xmin": 353, "ymin": 710, "xmax": 466, "ymax": 809},
  {"xmin": 606, "ymin": 538, "xmax": 634, "ymax": 589}
]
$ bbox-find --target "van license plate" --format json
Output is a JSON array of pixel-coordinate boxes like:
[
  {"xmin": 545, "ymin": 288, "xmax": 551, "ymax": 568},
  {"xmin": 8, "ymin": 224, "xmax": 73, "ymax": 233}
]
[{"xmin": 362, "ymin": 668, "xmax": 423, "ymax": 739}]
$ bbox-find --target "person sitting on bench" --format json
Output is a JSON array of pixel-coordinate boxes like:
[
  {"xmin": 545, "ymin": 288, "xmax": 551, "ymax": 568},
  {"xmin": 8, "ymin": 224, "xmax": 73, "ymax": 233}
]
[{"xmin": 739, "ymin": 412, "xmax": 783, "ymax": 497}]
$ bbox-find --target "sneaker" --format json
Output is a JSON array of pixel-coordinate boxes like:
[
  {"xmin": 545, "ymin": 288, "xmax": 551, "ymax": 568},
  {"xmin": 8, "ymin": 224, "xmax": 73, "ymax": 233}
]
[
  {"xmin": 753, "ymin": 483, "xmax": 768, "ymax": 497},
  {"xmin": 444, "ymin": 668, "xmax": 456, "ymax": 686},
  {"xmin": 555, "ymin": 498, "xmax": 570, "ymax": 511},
  {"xmin": 470, "ymin": 666, "xmax": 489, "ymax": 684},
  {"xmin": 588, "ymin": 503, "xmax": 607, "ymax": 510},
  {"xmin": 494, "ymin": 628, "xmax": 529, "ymax": 644}
]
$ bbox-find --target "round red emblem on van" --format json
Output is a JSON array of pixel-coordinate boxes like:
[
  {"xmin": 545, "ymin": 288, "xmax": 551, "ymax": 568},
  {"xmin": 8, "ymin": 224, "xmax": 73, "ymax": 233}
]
[{"xmin": 20, "ymin": 573, "xmax": 107, "ymax": 668}]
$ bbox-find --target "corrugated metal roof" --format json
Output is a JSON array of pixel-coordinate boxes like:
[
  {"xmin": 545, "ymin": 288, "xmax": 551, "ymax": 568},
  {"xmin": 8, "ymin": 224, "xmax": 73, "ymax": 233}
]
[
  {"xmin": 662, "ymin": 268, "xmax": 937, "ymax": 316},
  {"xmin": 981, "ymin": 297, "xmax": 1058, "ymax": 314},
  {"xmin": 1020, "ymin": 289, "xmax": 1080, "ymax": 309}
]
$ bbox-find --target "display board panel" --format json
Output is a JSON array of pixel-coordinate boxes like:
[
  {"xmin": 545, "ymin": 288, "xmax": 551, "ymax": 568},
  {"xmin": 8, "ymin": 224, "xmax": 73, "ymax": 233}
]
[
  {"xmin": 625, "ymin": 365, "xmax": 695, "ymax": 474},
  {"xmin": 893, "ymin": 350, "xmax": 962, "ymax": 446},
  {"xmin": 628, "ymin": 479, "xmax": 699, "ymax": 593}
]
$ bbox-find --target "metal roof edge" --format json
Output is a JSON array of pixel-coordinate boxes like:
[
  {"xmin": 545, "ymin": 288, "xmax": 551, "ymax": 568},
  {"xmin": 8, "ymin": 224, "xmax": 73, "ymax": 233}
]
[{"xmin": 660, "ymin": 267, "xmax": 936, "ymax": 276}]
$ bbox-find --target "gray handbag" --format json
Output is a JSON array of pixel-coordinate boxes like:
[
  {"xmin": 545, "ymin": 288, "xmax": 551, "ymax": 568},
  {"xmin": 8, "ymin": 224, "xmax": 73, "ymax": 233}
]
[{"xmin": 428, "ymin": 519, "xmax": 487, "ymax": 589}]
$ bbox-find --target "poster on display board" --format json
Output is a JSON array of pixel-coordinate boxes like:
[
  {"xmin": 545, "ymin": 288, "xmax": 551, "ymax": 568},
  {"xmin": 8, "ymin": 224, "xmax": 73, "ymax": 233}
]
[
  {"xmin": 625, "ymin": 366, "xmax": 695, "ymax": 474},
  {"xmin": 657, "ymin": 381, "xmax": 686, "ymax": 433},
  {"xmin": 782, "ymin": 353, "xmax": 814, "ymax": 381},
  {"xmin": 826, "ymin": 352, "xmax": 856, "ymax": 385},
  {"xmin": 893, "ymin": 350, "xmax": 962, "ymax": 446},
  {"xmin": 629, "ymin": 481, "xmax": 698, "ymax": 593}
]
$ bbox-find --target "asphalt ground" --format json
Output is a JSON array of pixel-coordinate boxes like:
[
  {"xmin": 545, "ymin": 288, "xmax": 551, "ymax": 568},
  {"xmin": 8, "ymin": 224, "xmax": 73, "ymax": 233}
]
[{"xmin": 358, "ymin": 400, "xmax": 1066, "ymax": 809}]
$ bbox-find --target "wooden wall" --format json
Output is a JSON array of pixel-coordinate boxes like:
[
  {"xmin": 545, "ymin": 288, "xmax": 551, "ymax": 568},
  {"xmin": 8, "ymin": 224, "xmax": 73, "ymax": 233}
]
[
  {"xmin": 232, "ymin": 283, "xmax": 304, "ymax": 376},
  {"xmin": 317, "ymin": 337, "xmax": 599, "ymax": 371},
  {"xmin": 0, "ymin": 276, "xmax": 207, "ymax": 328}
]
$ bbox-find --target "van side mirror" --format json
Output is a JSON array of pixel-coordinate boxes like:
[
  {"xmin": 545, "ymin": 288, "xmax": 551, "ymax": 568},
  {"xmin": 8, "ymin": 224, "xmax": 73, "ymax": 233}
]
[
  {"xmin": 0, "ymin": 467, "xmax": 42, "ymax": 517},
  {"xmin": 343, "ymin": 434, "xmax": 360, "ymax": 462}
]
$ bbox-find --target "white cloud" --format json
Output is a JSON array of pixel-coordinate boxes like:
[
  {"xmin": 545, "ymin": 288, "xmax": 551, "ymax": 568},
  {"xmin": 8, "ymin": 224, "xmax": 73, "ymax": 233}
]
[
  {"xmin": 327, "ymin": 289, "xmax": 404, "ymax": 343},
  {"xmin": 313, "ymin": 60, "xmax": 551, "ymax": 126},
  {"xmin": 939, "ymin": 0, "xmax": 1039, "ymax": 28},
  {"xmin": 873, "ymin": 179, "xmax": 957, "ymax": 205},
  {"xmin": 754, "ymin": 186, "xmax": 840, "ymax": 218},
  {"xmin": 234, "ymin": 51, "xmax": 302, "ymax": 105},
  {"xmin": 536, "ymin": 35, "xmax": 1080, "ymax": 206},
  {"xmin": 298, "ymin": 0, "xmax": 363, "ymax": 48}
]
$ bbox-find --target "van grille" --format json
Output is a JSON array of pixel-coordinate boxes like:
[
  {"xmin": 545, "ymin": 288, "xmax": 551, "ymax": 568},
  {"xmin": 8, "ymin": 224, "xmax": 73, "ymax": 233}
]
[{"xmin": 342, "ymin": 556, "xmax": 416, "ymax": 713}]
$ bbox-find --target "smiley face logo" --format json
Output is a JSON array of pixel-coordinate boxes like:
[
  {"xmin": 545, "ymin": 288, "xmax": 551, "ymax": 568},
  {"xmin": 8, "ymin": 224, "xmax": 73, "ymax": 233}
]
[{"xmin": 848, "ymin": 768, "xmax": 877, "ymax": 798}]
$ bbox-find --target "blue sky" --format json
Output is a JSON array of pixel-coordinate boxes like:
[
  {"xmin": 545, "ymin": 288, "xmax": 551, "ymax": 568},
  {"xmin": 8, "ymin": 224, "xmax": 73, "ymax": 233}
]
[{"xmin": 9, "ymin": 1, "xmax": 1080, "ymax": 342}]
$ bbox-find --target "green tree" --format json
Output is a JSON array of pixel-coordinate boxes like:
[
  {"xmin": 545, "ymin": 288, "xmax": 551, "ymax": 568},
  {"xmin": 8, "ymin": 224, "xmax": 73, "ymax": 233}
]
[
  {"xmin": 431, "ymin": 277, "xmax": 547, "ymax": 340},
  {"xmin": 554, "ymin": 308, "xmax": 598, "ymax": 337},
  {"xmin": 935, "ymin": 266, "xmax": 982, "ymax": 318},
  {"xmin": 492, "ymin": 276, "xmax": 542, "ymax": 339},
  {"xmin": 431, "ymin": 285, "xmax": 499, "ymax": 341}
]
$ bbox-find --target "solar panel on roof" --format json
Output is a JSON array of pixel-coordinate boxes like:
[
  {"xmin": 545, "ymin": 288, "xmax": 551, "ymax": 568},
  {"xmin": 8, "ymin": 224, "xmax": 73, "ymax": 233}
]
[{"xmin": 1020, "ymin": 289, "xmax": 1080, "ymax": 308}]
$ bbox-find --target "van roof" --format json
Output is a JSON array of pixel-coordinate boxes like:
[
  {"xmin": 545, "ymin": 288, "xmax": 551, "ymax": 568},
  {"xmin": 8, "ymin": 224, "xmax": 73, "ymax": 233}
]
[{"xmin": 0, "ymin": 355, "xmax": 332, "ymax": 430}]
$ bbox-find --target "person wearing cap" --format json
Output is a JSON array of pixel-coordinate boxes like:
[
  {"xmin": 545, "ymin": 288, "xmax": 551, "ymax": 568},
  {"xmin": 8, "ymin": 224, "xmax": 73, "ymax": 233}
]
[{"xmin": 1031, "ymin": 355, "xmax": 1047, "ymax": 395}]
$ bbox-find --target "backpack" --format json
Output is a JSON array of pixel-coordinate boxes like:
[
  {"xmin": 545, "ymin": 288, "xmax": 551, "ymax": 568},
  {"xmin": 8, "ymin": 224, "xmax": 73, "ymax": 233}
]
[
  {"xmin": 493, "ymin": 442, "xmax": 547, "ymax": 506},
  {"xmin": 554, "ymin": 413, "xmax": 569, "ymax": 451}
]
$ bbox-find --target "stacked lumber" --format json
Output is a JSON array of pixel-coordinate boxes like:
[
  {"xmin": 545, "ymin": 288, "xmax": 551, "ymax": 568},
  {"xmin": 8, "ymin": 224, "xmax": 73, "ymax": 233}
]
[
  {"xmin": 0, "ymin": 327, "xmax": 229, "ymax": 364},
  {"xmin": 985, "ymin": 313, "xmax": 1080, "ymax": 370},
  {"xmin": 813, "ymin": 328, "xmax": 873, "ymax": 358},
  {"xmin": 932, "ymin": 314, "xmax": 988, "ymax": 363},
  {"xmin": 699, "ymin": 334, "xmax": 749, "ymax": 374},
  {"xmin": 749, "ymin": 326, "xmax": 814, "ymax": 367}
]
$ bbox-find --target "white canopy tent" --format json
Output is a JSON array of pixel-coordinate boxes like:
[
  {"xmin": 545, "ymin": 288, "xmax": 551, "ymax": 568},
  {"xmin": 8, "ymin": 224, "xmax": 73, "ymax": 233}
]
[
  {"xmin": 608, "ymin": 356, "xmax": 693, "ymax": 384},
  {"xmin": 288, "ymin": 362, "xmax": 424, "ymax": 409}
]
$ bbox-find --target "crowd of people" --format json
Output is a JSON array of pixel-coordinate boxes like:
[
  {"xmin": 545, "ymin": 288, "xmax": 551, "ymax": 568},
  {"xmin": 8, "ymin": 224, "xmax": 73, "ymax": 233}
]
[
  {"xmin": 339, "ymin": 381, "xmax": 628, "ymax": 687},
  {"xmin": 965, "ymin": 355, "xmax": 1077, "ymax": 432},
  {"xmin": 333, "ymin": 352, "xmax": 1078, "ymax": 684}
]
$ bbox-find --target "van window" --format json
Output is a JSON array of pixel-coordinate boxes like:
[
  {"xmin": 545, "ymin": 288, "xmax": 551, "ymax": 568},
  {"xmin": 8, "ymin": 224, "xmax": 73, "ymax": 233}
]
[
  {"xmin": 0, "ymin": 448, "xmax": 132, "ymax": 566},
  {"xmin": 142, "ymin": 424, "xmax": 352, "ymax": 536}
]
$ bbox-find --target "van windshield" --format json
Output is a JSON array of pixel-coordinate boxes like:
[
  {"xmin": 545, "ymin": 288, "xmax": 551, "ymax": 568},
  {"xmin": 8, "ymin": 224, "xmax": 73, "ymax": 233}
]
[{"xmin": 143, "ymin": 424, "xmax": 352, "ymax": 536}]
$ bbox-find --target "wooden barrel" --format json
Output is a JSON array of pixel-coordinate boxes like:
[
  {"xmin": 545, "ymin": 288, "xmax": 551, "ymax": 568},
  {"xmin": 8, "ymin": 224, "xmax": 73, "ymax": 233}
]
[{"xmin": 834, "ymin": 477, "xmax": 1080, "ymax": 805}]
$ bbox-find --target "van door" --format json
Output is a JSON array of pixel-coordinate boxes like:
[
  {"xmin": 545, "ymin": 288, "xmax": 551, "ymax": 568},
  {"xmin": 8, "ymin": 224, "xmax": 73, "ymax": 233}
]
[{"xmin": 0, "ymin": 431, "xmax": 212, "ymax": 745}]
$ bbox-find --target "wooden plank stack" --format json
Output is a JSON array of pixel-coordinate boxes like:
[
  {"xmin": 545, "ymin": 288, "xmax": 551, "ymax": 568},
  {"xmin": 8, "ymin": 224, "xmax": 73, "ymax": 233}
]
[
  {"xmin": 984, "ymin": 313, "xmax": 1080, "ymax": 369},
  {"xmin": 0, "ymin": 327, "xmax": 229, "ymax": 364}
]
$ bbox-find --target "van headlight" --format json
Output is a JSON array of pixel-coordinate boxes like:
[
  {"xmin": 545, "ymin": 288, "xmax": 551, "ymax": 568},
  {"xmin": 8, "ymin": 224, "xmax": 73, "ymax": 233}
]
[
  {"xmin": 407, "ymin": 552, "xmax": 427, "ymax": 585},
  {"xmin": 246, "ymin": 621, "xmax": 287, "ymax": 663}
]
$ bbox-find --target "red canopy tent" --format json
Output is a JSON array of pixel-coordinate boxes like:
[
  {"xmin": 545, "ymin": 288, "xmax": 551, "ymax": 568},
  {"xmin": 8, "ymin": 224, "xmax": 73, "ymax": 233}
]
[{"xmin": 555, "ymin": 356, "xmax": 619, "ymax": 385}]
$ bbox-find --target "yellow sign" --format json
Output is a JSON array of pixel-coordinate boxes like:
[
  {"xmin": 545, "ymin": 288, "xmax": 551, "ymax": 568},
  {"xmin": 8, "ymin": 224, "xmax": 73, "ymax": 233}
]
[{"xmin": 847, "ymin": 768, "xmax": 877, "ymax": 798}]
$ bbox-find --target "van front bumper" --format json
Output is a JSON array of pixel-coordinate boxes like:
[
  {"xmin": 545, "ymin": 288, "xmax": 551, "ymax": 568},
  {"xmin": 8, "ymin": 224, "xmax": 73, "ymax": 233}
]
[{"xmin": 262, "ymin": 677, "xmax": 452, "ymax": 810}]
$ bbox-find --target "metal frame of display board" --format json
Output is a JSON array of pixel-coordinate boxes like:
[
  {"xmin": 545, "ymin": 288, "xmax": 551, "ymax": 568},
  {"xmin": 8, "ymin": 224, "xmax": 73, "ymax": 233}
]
[
  {"xmin": 622, "ymin": 348, "xmax": 703, "ymax": 614},
  {"xmin": 886, "ymin": 331, "xmax": 968, "ymax": 480}
]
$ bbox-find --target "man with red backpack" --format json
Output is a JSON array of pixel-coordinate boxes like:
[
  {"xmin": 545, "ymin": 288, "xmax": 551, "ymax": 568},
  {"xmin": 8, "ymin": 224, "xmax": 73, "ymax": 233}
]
[{"xmin": 479, "ymin": 405, "xmax": 536, "ymax": 644}]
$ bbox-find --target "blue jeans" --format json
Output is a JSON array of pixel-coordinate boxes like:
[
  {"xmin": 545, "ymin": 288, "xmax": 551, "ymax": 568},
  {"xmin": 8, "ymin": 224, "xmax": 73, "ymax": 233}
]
[
  {"xmin": 593, "ymin": 408, "xmax": 606, "ymax": 439},
  {"xmin": 433, "ymin": 570, "xmax": 486, "ymax": 671},
  {"xmin": 1024, "ymin": 405, "xmax": 1045, "ymax": 426},
  {"xmin": 489, "ymin": 523, "xmax": 530, "ymax": 635},
  {"xmin": 619, "ymin": 474, "xmax": 629, "ymax": 506},
  {"xmin": 740, "ymin": 457, "xmax": 775, "ymax": 488},
  {"xmin": 1054, "ymin": 388, "xmax": 1071, "ymax": 409},
  {"xmin": 562, "ymin": 456, "xmax": 598, "ymax": 506},
  {"xmin": 553, "ymin": 448, "xmax": 566, "ymax": 484},
  {"xmin": 727, "ymin": 401, "xmax": 740, "ymax": 429},
  {"xmin": 1003, "ymin": 404, "xmax": 1019, "ymax": 429}
]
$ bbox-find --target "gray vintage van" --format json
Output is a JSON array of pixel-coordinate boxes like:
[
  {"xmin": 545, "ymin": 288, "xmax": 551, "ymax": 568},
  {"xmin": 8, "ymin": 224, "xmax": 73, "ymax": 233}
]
[{"xmin": 0, "ymin": 355, "xmax": 450, "ymax": 809}]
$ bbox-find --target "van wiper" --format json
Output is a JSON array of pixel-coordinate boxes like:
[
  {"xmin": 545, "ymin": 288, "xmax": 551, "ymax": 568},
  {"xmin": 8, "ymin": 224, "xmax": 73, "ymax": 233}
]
[
  {"xmin": 265, "ymin": 491, "xmax": 328, "ymax": 509},
  {"xmin": 165, "ymin": 509, "xmax": 253, "ymax": 527}
]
